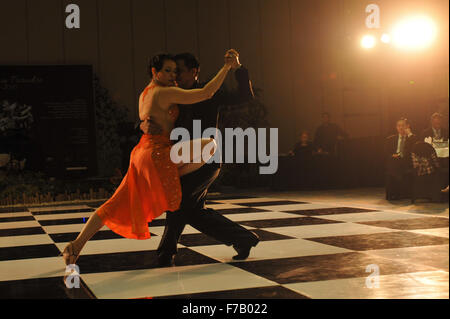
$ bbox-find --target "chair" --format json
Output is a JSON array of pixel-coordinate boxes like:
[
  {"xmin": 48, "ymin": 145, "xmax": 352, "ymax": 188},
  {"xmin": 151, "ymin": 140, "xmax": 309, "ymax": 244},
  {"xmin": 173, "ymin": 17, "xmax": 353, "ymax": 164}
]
[
  {"xmin": 385, "ymin": 157, "xmax": 410, "ymax": 200},
  {"xmin": 410, "ymin": 142, "xmax": 441, "ymax": 203}
]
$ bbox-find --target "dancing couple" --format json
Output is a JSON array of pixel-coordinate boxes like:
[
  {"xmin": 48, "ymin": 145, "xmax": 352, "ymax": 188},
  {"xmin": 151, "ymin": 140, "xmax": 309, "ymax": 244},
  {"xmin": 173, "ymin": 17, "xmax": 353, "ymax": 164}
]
[{"xmin": 62, "ymin": 49, "xmax": 259, "ymax": 268}]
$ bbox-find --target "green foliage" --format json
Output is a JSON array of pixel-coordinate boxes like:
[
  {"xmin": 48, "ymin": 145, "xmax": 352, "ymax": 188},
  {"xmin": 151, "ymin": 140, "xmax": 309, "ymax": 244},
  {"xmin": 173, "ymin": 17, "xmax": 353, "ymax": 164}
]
[
  {"xmin": 0, "ymin": 75, "xmax": 130, "ymax": 205},
  {"xmin": 94, "ymin": 75, "xmax": 129, "ymax": 177},
  {"xmin": 0, "ymin": 169, "xmax": 115, "ymax": 205},
  {"xmin": 0, "ymin": 171, "xmax": 42, "ymax": 198},
  {"xmin": 0, "ymin": 170, "xmax": 56, "ymax": 202}
]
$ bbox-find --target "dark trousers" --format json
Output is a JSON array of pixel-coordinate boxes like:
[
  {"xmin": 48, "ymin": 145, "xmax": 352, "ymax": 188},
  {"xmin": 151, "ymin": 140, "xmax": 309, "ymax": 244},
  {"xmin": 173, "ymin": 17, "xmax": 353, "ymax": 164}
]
[
  {"xmin": 438, "ymin": 158, "xmax": 449, "ymax": 188},
  {"xmin": 412, "ymin": 172, "xmax": 442, "ymax": 202},
  {"xmin": 157, "ymin": 162, "xmax": 259, "ymax": 258},
  {"xmin": 385, "ymin": 157, "xmax": 411, "ymax": 199}
]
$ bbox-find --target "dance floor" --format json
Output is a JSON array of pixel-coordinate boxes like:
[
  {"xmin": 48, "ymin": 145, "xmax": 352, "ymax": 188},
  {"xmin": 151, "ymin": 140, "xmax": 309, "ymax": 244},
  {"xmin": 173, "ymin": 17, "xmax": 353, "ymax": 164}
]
[{"xmin": 0, "ymin": 193, "xmax": 448, "ymax": 299}]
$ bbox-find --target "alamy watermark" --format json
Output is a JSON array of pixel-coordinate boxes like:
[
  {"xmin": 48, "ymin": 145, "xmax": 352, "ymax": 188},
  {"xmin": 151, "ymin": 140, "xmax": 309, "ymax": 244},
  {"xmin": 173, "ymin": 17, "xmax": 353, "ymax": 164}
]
[
  {"xmin": 66, "ymin": 3, "xmax": 382, "ymax": 30},
  {"xmin": 65, "ymin": 4, "xmax": 80, "ymax": 29},
  {"xmin": 365, "ymin": 264, "xmax": 380, "ymax": 288},
  {"xmin": 64, "ymin": 264, "xmax": 80, "ymax": 289},
  {"xmin": 169, "ymin": 120, "xmax": 279, "ymax": 175},
  {"xmin": 365, "ymin": 4, "xmax": 380, "ymax": 29}
]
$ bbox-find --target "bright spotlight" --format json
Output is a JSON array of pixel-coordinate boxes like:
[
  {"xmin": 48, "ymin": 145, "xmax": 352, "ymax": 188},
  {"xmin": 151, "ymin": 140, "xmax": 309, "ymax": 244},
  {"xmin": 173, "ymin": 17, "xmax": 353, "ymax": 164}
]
[
  {"xmin": 392, "ymin": 16, "xmax": 437, "ymax": 49},
  {"xmin": 381, "ymin": 33, "xmax": 391, "ymax": 43},
  {"xmin": 361, "ymin": 35, "xmax": 376, "ymax": 49}
]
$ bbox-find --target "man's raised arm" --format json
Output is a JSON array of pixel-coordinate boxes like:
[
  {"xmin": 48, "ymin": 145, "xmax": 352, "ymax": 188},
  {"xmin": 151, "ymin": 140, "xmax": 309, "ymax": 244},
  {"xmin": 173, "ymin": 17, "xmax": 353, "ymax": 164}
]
[{"xmin": 214, "ymin": 50, "xmax": 255, "ymax": 107}]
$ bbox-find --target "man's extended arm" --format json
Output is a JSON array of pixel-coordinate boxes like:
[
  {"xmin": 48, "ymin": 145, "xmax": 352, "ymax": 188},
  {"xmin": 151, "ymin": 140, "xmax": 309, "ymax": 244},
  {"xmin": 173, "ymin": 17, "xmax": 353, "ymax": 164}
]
[
  {"xmin": 213, "ymin": 64, "xmax": 255, "ymax": 108},
  {"xmin": 234, "ymin": 66, "xmax": 255, "ymax": 102}
]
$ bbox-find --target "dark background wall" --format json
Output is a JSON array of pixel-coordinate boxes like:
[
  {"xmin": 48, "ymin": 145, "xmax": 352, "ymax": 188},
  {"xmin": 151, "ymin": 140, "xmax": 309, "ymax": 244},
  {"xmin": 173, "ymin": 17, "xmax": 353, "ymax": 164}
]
[{"xmin": 1, "ymin": 0, "xmax": 448, "ymax": 153}]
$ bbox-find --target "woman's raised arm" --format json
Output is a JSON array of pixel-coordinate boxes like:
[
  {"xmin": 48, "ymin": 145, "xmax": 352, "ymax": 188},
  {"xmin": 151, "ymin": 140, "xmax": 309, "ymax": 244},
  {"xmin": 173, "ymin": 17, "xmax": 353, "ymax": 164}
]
[{"xmin": 157, "ymin": 51, "xmax": 236, "ymax": 107}]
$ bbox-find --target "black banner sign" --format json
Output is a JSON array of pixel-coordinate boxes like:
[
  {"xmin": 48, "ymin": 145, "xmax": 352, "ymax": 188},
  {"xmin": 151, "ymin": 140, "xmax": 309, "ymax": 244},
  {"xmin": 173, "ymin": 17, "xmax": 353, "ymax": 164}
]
[{"xmin": 0, "ymin": 65, "xmax": 97, "ymax": 177}]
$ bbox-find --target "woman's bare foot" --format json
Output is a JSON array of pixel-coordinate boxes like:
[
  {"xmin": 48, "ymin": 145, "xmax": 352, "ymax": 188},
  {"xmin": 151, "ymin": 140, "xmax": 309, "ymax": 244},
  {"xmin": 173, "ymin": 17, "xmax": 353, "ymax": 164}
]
[
  {"xmin": 61, "ymin": 240, "xmax": 82, "ymax": 266},
  {"xmin": 61, "ymin": 241, "xmax": 83, "ymax": 287},
  {"xmin": 441, "ymin": 186, "xmax": 449, "ymax": 193}
]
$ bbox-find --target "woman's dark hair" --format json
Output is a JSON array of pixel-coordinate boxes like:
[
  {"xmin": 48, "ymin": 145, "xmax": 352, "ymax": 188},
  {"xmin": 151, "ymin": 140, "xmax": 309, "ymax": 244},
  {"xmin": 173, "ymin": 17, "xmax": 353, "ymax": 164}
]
[
  {"xmin": 174, "ymin": 52, "xmax": 200, "ymax": 70},
  {"xmin": 148, "ymin": 53, "xmax": 175, "ymax": 77}
]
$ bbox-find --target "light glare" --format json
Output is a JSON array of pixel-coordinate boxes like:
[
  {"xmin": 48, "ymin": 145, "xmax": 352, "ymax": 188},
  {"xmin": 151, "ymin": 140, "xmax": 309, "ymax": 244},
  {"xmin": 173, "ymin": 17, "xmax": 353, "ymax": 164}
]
[
  {"xmin": 392, "ymin": 16, "xmax": 437, "ymax": 49},
  {"xmin": 381, "ymin": 33, "xmax": 391, "ymax": 43},
  {"xmin": 361, "ymin": 35, "xmax": 376, "ymax": 49}
]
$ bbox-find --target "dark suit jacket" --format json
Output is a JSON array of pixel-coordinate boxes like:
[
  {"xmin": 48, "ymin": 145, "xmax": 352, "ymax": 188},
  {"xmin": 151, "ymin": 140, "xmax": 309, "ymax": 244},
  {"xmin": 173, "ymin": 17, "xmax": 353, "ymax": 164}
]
[
  {"xmin": 313, "ymin": 123, "xmax": 348, "ymax": 154},
  {"xmin": 293, "ymin": 142, "xmax": 313, "ymax": 157},
  {"xmin": 176, "ymin": 67, "xmax": 254, "ymax": 209},
  {"xmin": 385, "ymin": 134, "xmax": 419, "ymax": 174},
  {"xmin": 386, "ymin": 134, "xmax": 419, "ymax": 157},
  {"xmin": 421, "ymin": 127, "xmax": 449, "ymax": 141},
  {"xmin": 175, "ymin": 66, "xmax": 254, "ymax": 139}
]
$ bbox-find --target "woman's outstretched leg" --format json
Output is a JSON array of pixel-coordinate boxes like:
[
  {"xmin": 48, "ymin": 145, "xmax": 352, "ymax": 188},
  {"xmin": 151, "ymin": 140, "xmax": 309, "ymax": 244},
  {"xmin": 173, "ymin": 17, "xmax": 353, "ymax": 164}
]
[
  {"xmin": 172, "ymin": 138, "xmax": 217, "ymax": 177},
  {"xmin": 62, "ymin": 210, "xmax": 104, "ymax": 265}
]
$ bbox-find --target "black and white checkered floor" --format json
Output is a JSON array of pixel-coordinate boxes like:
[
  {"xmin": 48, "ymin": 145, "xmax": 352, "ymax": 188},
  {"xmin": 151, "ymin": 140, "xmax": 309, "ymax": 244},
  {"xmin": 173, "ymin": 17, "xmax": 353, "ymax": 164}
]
[{"xmin": 0, "ymin": 195, "xmax": 448, "ymax": 299}]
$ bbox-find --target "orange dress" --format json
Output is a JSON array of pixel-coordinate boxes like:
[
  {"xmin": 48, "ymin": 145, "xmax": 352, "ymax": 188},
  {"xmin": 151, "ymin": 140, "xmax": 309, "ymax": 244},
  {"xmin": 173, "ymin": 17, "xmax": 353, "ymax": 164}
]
[{"xmin": 96, "ymin": 85, "xmax": 181, "ymax": 240}]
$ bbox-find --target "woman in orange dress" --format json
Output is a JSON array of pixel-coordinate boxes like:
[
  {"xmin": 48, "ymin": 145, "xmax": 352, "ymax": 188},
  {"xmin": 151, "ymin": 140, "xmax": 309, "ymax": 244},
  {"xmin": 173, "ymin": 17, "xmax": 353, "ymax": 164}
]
[{"xmin": 61, "ymin": 51, "xmax": 236, "ymax": 266}]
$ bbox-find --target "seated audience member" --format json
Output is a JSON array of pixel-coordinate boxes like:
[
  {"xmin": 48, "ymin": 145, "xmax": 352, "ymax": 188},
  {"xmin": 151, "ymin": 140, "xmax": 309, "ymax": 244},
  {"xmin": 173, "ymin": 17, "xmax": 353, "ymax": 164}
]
[
  {"xmin": 287, "ymin": 131, "xmax": 314, "ymax": 189},
  {"xmin": 405, "ymin": 120, "xmax": 420, "ymax": 153},
  {"xmin": 422, "ymin": 112, "xmax": 449, "ymax": 141},
  {"xmin": 385, "ymin": 118, "xmax": 418, "ymax": 200},
  {"xmin": 289, "ymin": 131, "xmax": 314, "ymax": 158},
  {"xmin": 314, "ymin": 112, "xmax": 348, "ymax": 156},
  {"xmin": 411, "ymin": 142, "xmax": 441, "ymax": 202}
]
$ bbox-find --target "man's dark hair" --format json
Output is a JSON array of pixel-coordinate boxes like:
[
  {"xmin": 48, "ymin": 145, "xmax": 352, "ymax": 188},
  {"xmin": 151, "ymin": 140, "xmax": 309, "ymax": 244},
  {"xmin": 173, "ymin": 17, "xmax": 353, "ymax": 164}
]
[
  {"xmin": 174, "ymin": 52, "xmax": 200, "ymax": 70},
  {"xmin": 148, "ymin": 53, "xmax": 175, "ymax": 77},
  {"xmin": 299, "ymin": 130, "xmax": 309, "ymax": 136},
  {"xmin": 398, "ymin": 117, "xmax": 411, "ymax": 127}
]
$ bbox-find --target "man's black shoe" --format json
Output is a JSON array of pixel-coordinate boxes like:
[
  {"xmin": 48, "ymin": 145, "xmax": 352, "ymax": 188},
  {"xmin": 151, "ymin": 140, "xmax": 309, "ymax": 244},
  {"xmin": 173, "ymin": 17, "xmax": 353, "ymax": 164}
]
[
  {"xmin": 157, "ymin": 254, "xmax": 175, "ymax": 267},
  {"xmin": 232, "ymin": 236, "xmax": 260, "ymax": 260}
]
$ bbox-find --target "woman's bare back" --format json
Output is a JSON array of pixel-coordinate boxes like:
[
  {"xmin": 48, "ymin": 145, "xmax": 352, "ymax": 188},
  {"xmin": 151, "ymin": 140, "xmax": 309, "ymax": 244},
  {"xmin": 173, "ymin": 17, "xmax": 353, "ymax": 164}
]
[
  {"xmin": 139, "ymin": 85, "xmax": 179, "ymax": 135},
  {"xmin": 139, "ymin": 59, "xmax": 232, "ymax": 135}
]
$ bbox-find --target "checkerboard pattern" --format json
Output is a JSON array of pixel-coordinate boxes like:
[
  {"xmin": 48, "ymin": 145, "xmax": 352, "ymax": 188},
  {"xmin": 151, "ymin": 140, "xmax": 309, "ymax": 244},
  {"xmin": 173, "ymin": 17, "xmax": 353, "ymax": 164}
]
[{"xmin": 0, "ymin": 195, "xmax": 448, "ymax": 299}]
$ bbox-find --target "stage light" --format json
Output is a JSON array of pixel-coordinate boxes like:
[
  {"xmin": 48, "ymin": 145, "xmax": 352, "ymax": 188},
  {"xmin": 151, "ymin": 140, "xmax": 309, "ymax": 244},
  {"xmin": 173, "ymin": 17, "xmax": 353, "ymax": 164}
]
[
  {"xmin": 381, "ymin": 33, "xmax": 391, "ymax": 43},
  {"xmin": 392, "ymin": 16, "xmax": 437, "ymax": 49},
  {"xmin": 361, "ymin": 35, "xmax": 376, "ymax": 49}
]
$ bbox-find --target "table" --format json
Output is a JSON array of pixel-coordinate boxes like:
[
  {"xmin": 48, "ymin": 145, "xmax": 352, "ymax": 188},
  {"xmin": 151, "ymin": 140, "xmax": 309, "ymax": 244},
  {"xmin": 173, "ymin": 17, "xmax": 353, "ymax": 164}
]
[
  {"xmin": 424, "ymin": 138, "xmax": 449, "ymax": 158},
  {"xmin": 434, "ymin": 146, "xmax": 449, "ymax": 158}
]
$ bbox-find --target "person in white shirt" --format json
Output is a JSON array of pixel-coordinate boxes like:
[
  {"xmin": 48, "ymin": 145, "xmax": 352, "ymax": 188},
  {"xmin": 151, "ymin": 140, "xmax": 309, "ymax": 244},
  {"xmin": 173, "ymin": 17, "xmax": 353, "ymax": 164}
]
[{"xmin": 422, "ymin": 113, "xmax": 448, "ymax": 141}]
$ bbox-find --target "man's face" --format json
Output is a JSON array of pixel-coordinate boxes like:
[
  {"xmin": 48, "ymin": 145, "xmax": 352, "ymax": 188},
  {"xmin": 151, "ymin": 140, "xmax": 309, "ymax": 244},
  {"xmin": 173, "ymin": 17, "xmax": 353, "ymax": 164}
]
[
  {"xmin": 322, "ymin": 114, "xmax": 330, "ymax": 125},
  {"xmin": 396, "ymin": 120, "xmax": 407, "ymax": 135},
  {"xmin": 300, "ymin": 133, "xmax": 309, "ymax": 143},
  {"xmin": 431, "ymin": 117, "xmax": 442, "ymax": 130},
  {"xmin": 176, "ymin": 60, "xmax": 197, "ymax": 89}
]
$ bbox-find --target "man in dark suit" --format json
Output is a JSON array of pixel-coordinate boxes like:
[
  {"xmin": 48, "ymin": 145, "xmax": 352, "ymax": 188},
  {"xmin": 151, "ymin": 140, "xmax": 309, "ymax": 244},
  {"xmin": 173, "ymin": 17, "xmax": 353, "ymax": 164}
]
[
  {"xmin": 385, "ymin": 118, "xmax": 419, "ymax": 200},
  {"xmin": 139, "ymin": 51, "xmax": 259, "ymax": 266},
  {"xmin": 313, "ymin": 112, "xmax": 348, "ymax": 156},
  {"xmin": 312, "ymin": 113, "xmax": 348, "ymax": 188},
  {"xmin": 422, "ymin": 113, "xmax": 449, "ymax": 141}
]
